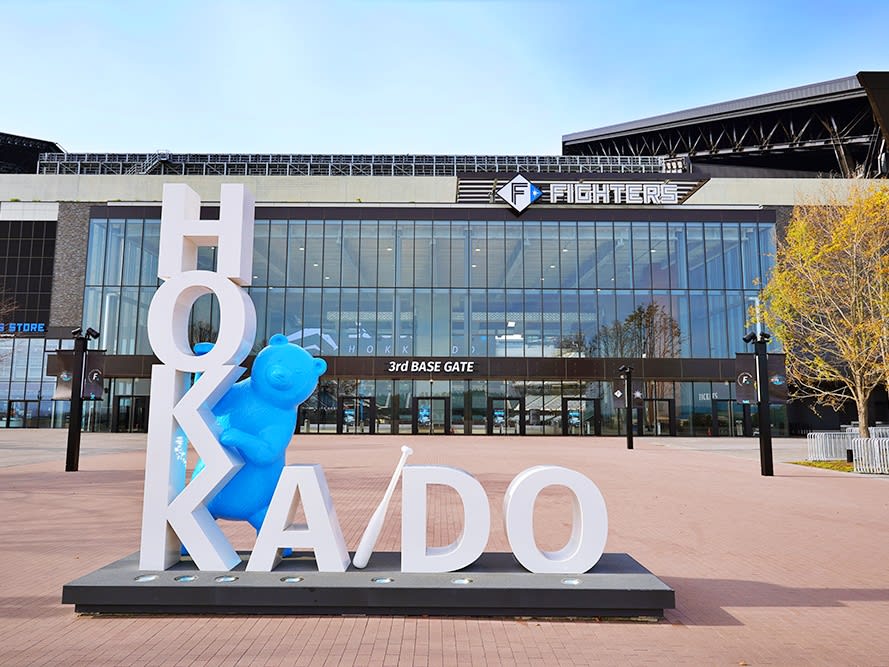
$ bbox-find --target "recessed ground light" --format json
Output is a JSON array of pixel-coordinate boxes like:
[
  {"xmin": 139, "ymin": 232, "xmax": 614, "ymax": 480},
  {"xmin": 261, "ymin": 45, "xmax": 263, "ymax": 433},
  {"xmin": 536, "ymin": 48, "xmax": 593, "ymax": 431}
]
[
  {"xmin": 474, "ymin": 248, "xmax": 481, "ymax": 252},
  {"xmin": 562, "ymin": 248, "xmax": 568, "ymax": 252},
  {"xmin": 562, "ymin": 578, "xmax": 582, "ymax": 586},
  {"xmin": 386, "ymin": 247, "xmax": 392, "ymax": 251},
  {"xmin": 174, "ymin": 575, "xmax": 197, "ymax": 582},
  {"xmin": 214, "ymin": 575, "xmax": 238, "ymax": 583},
  {"xmin": 471, "ymin": 264, "xmax": 477, "ymax": 268},
  {"xmin": 451, "ymin": 577, "xmax": 473, "ymax": 585},
  {"xmin": 134, "ymin": 574, "xmax": 158, "ymax": 582},
  {"xmin": 371, "ymin": 577, "xmax": 394, "ymax": 584},
  {"xmin": 324, "ymin": 276, "xmax": 330, "ymax": 280},
  {"xmin": 280, "ymin": 576, "xmax": 304, "ymax": 583},
  {"xmin": 299, "ymin": 247, "xmax": 305, "ymax": 251},
  {"xmin": 313, "ymin": 263, "xmax": 319, "ymax": 267},
  {"xmin": 549, "ymin": 264, "xmax": 555, "ymax": 269}
]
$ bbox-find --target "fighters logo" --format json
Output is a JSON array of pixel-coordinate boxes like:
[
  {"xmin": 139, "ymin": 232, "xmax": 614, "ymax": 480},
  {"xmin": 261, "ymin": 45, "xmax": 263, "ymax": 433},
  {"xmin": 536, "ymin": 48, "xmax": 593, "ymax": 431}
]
[{"xmin": 496, "ymin": 174, "xmax": 542, "ymax": 213}]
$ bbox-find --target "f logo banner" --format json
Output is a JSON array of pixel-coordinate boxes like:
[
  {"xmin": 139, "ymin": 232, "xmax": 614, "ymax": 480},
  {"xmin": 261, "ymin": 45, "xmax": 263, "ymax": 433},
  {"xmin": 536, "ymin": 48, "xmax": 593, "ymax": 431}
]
[{"xmin": 497, "ymin": 175, "xmax": 542, "ymax": 213}]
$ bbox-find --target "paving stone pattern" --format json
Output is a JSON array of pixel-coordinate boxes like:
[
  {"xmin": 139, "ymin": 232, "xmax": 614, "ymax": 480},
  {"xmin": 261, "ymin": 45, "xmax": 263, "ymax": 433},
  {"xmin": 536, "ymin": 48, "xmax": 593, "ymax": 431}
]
[{"xmin": 1, "ymin": 431, "xmax": 887, "ymax": 666}]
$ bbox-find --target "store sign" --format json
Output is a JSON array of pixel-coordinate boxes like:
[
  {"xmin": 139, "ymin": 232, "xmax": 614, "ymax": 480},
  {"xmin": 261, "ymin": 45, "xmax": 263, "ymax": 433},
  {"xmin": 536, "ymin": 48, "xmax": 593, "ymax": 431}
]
[
  {"xmin": 0, "ymin": 322, "xmax": 45, "ymax": 334},
  {"xmin": 386, "ymin": 359, "xmax": 476, "ymax": 374}
]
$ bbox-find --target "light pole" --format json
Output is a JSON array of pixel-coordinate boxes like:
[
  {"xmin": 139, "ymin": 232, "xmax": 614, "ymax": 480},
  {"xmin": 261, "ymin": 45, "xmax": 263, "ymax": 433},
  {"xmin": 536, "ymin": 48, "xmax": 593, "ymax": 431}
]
[
  {"xmin": 743, "ymin": 330, "xmax": 774, "ymax": 477},
  {"xmin": 65, "ymin": 327, "xmax": 100, "ymax": 472},
  {"xmin": 618, "ymin": 365, "xmax": 633, "ymax": 450}
]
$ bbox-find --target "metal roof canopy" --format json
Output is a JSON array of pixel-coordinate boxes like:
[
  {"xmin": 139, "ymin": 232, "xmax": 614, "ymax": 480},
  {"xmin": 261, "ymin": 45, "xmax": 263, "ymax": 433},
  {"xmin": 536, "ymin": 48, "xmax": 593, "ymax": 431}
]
[
  {"xmin": 563, "ymin": 75, "xmax": 871, "ymax": 144},
  {"xmin": 562, "ymin": 72, "xmax": 889, "ymax": 178},
  {"xmin": 0, "ymin": 132, "xmax": 63, "ymax": 174}
]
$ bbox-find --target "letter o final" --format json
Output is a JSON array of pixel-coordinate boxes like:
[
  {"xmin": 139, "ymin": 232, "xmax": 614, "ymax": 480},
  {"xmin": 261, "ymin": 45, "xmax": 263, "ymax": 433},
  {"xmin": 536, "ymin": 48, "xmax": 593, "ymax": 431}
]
[{"xmin": 503, "ymin": 466, "xmax": 608, "ymax": 574}]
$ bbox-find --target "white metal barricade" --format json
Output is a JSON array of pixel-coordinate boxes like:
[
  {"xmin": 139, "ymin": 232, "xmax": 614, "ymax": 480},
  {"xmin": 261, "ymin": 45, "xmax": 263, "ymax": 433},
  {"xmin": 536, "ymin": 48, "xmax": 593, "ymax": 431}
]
[
  {"xmin": 852, "ymin": 438, "xmax": 889, "ymax": 474},
  {"xmin": 806, "ymin": 431, "xmax": 854, "ymax": 461}
]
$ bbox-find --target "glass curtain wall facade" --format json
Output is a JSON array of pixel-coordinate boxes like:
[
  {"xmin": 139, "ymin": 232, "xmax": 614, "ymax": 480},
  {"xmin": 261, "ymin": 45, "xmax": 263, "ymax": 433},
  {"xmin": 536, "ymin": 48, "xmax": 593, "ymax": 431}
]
[{"xmin": 81, "ymin": 207, "xmax": 779, "ymax": 436}]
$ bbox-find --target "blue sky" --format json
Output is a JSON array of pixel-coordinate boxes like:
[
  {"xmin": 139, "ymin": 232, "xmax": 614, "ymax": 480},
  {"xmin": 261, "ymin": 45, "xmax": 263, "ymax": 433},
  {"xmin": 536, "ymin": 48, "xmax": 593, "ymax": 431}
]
[{"xmin": 3, "ymin": 0, "xmax": 888, "ymax": 155}]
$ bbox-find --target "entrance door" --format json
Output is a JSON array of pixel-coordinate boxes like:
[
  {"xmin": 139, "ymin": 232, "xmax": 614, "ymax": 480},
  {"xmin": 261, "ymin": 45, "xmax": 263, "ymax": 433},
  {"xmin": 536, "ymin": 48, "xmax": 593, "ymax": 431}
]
[
  {"xmin": 113, "ymin": 396, "xmax": 149, "ymax": 433},
  {"xmin": 615, "ymin": 407, "xmax": 644, "ymax": 436},
  {"xmin": 336, "ymin": 396, "xmax": 377, "ymax": 434},
  {"xmin": 711, "ymin": 399, "xmax": 740, "ymax": 436},
  {"xmin": 640, "ymin": 398, "xmax": 677, "ymax": 436},
  {"xmin": 7, "ymin": 401, "xmax": 38, "ymax": 428},
  {"xmin": 411, "ymin": 397, "xmax": 451, "ymax": 435},
  {"xmin": 560, "ymin": 397, "xmax": 601, "ymax": 435},
  {"xmin": 486, "ymin": 397, "xmax": 525, "ymax": 435}
]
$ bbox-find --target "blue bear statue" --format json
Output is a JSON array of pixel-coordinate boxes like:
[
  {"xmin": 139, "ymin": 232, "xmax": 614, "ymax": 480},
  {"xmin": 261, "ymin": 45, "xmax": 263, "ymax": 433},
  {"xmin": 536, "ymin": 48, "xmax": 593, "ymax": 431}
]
[{"xmin": 192, "ymin": 334, "xmax": 327, "ymax": 535}]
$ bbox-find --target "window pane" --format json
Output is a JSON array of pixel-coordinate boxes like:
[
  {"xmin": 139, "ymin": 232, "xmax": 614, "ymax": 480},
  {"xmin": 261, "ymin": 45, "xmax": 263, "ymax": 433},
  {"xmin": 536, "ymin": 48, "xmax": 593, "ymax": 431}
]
[
  {"xmin": 267, "ymin": 222, "xmax": 288, "ymax": 287},
  {"xmin": 140, "ymin": 221, "xmax": 160, "ymax": 285},
  {"xmin": 704, "ymin": 224, "xmax": 725, "ymax": 289},
  {"xmin": 613, "ymin": 223, "xmax": 632, "ymax": 288},
  {"xmin": 122, "ymin": 220, "xmax": 142, "ymax": 285},
  {"xmin": 559, "ymin": 222, "xmax": 579, "ymax": 288},
  {"xmin": 287, "ymin": 221, "xmax": 306, "ymax": 286},
  {"xmin": 340, "ymin": 220, "xmax": 360, "ymax": 288},
  {"xmin": 104, "ymin": 220, "xmax": 125, "ymax": 285},
  {"xmin": 85, "ymin": 220, "xmax": 107, "ymax": 286},
  {"xmin": 689, "ymin": 292, "xmax": 709, "ymax": 357},
  {"xmin": 650, "ymin": 223, "xmax": 669, "ymax": 289},
  {"xmin": 304, "ymin": 221, "xmax": 323, "ymax": 286},
  {"xmin": 722, "ymin": 224, "xmax": 743, "ymax": 289},
  {"xmin": 358, "ymin": 288, "xmax": 376, "ymax": 355},
  {"xmin": 413, "ymin": 222, "xmax": 432, "ymax": 288},
  {"xmin": 595, "ymin": 222, "xmax": 615, "ymax": 287},
  {"xmin": 740, "ymin": 223, "xmax": 760, "ymax": 288},
  {"xmin": 357, "ymin": 220, "xmax": 377, "ymax": 287},
  {"xmin": 631, "ymin": 222, "xmax": 651, "ymax": 289},
  {"xmin": 252, "ymin": 221, "xmax": 270, "ymax": 286},
  {"xmin": 523, "ymin": 221, "xmax": 542, "ymax": 288},
  {"xmin": 377, "ymin": 221, "xmax": 396, "ymax": 287},
  {"xmin": 667, "ymin": 222, "xmax": 687, "ymax": 289},
  {"xmin": 322, "ymin": 220, "xmax": 341, "ymax": 287},
  {"xmin": 338, "ymin": 289, "xmax": 359, "ymax": 354}
]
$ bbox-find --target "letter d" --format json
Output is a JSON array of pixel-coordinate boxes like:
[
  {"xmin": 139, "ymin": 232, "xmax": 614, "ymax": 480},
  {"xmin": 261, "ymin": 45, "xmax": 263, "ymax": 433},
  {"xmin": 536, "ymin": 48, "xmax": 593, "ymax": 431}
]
[{"xmin": 401, "ymin": 466, "xmax": 490, "ymax": 573}]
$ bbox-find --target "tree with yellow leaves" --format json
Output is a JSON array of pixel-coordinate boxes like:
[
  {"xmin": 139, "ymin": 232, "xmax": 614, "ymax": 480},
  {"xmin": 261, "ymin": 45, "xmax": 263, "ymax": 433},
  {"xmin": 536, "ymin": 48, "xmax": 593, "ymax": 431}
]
[{"xmin": 763, "ymin": 187, "xmax": 889, "ymax": 437}]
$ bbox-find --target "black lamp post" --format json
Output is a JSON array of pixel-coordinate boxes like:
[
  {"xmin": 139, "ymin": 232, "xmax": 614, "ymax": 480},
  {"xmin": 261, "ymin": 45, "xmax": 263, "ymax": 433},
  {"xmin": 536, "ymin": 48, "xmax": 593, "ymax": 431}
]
[
  {"xmin": 65, "ymin": 326, "xmax": 100, "ymax": 472},
  {"xmin": 743, "ymin": 330, "xmax": 774, "ymax": 477},
  {"xmin": 618, "ymin": 364, "xmax": 634, "ymax": 450}
]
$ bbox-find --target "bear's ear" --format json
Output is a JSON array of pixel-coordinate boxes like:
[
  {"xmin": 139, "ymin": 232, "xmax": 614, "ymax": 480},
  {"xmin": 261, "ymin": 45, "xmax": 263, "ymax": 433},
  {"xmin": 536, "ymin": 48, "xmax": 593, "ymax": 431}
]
[
  {"xmin": 269, "ymin": 333, "xmax": 289, "ymax": 346},
  {"xmin": 314, "ymin": 357, "xmax": 327, "ymax": 376}
]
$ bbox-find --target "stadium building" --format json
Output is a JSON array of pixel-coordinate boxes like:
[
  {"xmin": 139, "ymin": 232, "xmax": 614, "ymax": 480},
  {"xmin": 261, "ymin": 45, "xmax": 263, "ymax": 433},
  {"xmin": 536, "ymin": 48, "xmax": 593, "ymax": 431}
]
[{"xmin": 0, "ymin": 73, "xmax": 887, "ymax": 436}]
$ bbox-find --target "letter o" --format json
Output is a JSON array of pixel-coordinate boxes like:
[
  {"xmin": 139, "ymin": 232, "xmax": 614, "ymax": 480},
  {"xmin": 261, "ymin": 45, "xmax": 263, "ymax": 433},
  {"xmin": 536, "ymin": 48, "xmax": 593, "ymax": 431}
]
[
  {"xmin": 147, "ymin": 270, "xmax": 256, "ymax": 371},
  {"xmin": 503, "ymin": 466, "xmax": 608, "ymax": 574}
]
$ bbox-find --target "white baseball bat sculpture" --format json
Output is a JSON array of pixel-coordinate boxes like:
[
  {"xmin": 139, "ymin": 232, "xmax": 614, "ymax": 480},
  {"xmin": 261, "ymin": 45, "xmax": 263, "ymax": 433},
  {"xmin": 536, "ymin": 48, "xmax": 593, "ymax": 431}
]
[{"xmin": 352, "ymin": 445, "xmax": 413, "ymax": 569}]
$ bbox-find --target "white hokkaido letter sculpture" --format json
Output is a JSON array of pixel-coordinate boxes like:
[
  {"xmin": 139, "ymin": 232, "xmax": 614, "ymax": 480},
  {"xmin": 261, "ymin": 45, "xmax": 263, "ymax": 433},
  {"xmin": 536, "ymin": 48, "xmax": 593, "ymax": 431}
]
[
  {"xmin": 247, "ymin": 465, "xmax": 351, "ymax": 572},
  {"xmin": 139, "ymin": 184, "xmax": 257, "ymax": 571},
  {"xmin": 401, "ymin": 465, "xmax": 490, "ymax": 573},
  {"xmin": 503, "ymin": 466, "xmax": 608, "ymax": 574}
]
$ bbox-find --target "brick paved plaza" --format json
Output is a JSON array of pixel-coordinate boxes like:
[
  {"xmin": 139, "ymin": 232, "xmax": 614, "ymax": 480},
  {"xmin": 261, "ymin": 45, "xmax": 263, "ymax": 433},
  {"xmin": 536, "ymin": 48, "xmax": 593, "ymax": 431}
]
[{"xmin": 1, "ymin": 430, "xmax": 888, "ymax": 666}]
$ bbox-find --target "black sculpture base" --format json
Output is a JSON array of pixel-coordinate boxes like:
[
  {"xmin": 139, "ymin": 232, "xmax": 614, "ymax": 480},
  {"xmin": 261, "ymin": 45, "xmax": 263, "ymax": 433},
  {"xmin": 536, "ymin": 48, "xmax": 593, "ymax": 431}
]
[{"xmin": 62, "ymin": 552, "xmax": 674, "ymax": 619}]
